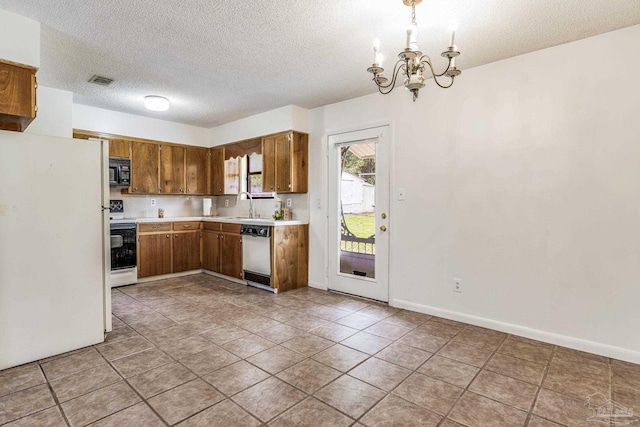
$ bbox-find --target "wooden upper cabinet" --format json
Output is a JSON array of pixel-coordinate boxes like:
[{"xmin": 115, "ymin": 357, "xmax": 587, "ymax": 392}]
[
  {"xmin": 262, "ymin": 136, "xmax": 276, "ymax": 193},
  {"xmin": 210, "ymin": 146, "xmax": 225, "ymax": 195},
  {"xmin": 160, "ymin": 145, "xmax": 185, "ymax": 194},
  {"xmin": 275, "ymin": 133, "xmax": 292, "ymax": 193},
  {"xmin": 109, "ymin": 139, "xmax": 131, "ymax": 159},
  {"xmin": 0, "ymin": 59, "xmax": 37, "ymax": 132},
  {"xmin": 131, "ymin": 141, "xmax": 160, "ymax": 193},
  {"xmin": 262, "ymin": 131, "xmax": 308, "ymax": 194},
  {"xmin": 186, "ymin": 147, "xmax": 208, "ymax": 195}
]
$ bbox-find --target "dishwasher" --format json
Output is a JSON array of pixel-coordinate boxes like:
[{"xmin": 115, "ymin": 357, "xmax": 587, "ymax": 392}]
[{"xmin": 240, "ymin": 224, "xmax": 274, "ymax": 292}]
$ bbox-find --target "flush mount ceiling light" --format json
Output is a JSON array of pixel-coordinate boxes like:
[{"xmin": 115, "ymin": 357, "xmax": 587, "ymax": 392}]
[
  {"xmin": 144, "ymin": 95, "xmax": 170, "ymax": 111},
  {"xmin": 367, "ymin": 0, "xmax": 461, "ymax": 101}
]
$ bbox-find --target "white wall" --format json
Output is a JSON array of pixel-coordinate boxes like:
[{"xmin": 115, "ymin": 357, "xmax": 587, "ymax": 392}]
[
  {"xmin": 26, "ymin": 86, "xmax": 73, "ymax": 138},
  {"xmin": 0, "ymin": 9, "xmax": 40, "ymax": 67},
  {"xmin": 209, "ymin": 105, "xmax": 308, "ymax": 146},
  {"xmin": 308, "ymin": 24, "xmax": 640, "ymax": 362},
  {"xmin": 73, "ymin": 104, "xmax": 210, "ymax": 147}
]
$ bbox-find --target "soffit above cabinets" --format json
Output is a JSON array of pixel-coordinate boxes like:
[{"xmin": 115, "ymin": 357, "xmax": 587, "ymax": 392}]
[{"xmin": 0, "ymin": 0, "xmax": 639, "ymax": 127}]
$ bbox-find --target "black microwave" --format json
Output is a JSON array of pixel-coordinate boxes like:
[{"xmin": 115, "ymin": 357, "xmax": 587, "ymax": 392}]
[{"xmin": 109, "ymin": 158, "xmax": 131, "ymax": 188}]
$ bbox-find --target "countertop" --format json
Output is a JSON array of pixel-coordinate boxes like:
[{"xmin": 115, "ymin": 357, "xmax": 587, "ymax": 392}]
[{"xmin": 122, "ymin": 216, "xmax": 307, "ymax": 226}]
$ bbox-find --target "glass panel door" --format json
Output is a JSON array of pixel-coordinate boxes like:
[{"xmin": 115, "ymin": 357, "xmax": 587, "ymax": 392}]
[{"xmin": 328, "ymin": 126, "xmax": 389, "ymax": 302}]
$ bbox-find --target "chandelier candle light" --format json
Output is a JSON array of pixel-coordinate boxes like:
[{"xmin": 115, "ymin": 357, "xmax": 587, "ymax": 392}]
[{"xmin": 367, "ymin": 0, "xmax": 461, "ymax": 101}]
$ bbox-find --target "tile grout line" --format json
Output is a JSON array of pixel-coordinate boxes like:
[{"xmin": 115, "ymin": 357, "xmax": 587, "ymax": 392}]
[
  {"xmin": 430, "ymin": 328, "xmax": 509, "ymax": 427},
  {"xmin": 347, "ymin": 317, "xmax": 470, "ymax": 425},
  {"xmin": 522, "ymin": 343, "xmax": 557, "ymax": 427},
  {"xmin": 6, "ymin": 276, "xmax": 636, "ymax": 427}
]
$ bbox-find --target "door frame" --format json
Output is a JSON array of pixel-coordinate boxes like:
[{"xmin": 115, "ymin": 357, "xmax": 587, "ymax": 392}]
[{"xmin": 323, "ymin": 121, "xmax": 394, "ymax": 303}]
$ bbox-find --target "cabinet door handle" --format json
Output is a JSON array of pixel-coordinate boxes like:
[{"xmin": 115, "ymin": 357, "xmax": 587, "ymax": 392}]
[
  {"xmin": 166, "ymin": 234, "xmax": 170, "ymax": 238},
  {"xmin": 187, "ymin": 189, "xmax": 191, "ymax": 193},
  {"xmin": 180, "ymin": 188, "xmax": 183, "ymax": 192},
  {"xmin": 151, "ymin": 225, "xmax": 160, "ymax": 229},
  {"xmin": 183, "ymin": 225, "xmax": 191, "ymax": 228},
  {"xmin": 134, "ymin": 187, "xmax": 138, "ymax": 191}
]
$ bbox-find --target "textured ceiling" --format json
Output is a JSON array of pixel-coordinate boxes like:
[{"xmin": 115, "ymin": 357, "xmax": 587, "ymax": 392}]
[{"xmin": 1, "ymin": 0, "xmax": 639, "ymax": 128}]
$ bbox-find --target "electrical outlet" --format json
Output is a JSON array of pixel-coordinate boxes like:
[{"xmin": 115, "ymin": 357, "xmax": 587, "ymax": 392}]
[
  {"xmin": 150, "ymin": 199, "xmax": 156, "ymax": 206},
  {"xmin": 316, "ymin": 198, "xmax": 322, "ymax": 209},
  {"xmin": 453, "ymin": 278, "xmax": 462, "ymax": 293},
  {"xmin": 224, "ymin": 199, "xmax": 229, "ymax": 207},
  {"xmin": 286, "ymin": 199, "xmax": 292, "ymax": 208}
]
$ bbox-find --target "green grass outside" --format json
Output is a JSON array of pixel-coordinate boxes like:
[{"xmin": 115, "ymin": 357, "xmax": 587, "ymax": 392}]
[{"xmin": 343, "ymin": 212, "xmax": 375, "ymax": 238}]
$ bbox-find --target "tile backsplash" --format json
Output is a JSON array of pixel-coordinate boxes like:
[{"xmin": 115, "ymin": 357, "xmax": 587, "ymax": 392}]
[
  {"xmin": 110, "ymin": 189, "xmax": 308, "ymax": 221},
  {"xmin": 215, "ymin": 193, "xmax": 309, "ymax": 221}
]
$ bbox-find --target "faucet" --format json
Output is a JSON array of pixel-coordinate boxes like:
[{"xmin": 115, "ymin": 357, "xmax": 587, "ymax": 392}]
[{"xmin": 237, "ymin": 191, "xmax": 254, "ymax": 218}]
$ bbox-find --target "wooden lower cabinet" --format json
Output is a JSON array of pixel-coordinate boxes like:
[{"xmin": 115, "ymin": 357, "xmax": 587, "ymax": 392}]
[
  {"xmin": 138, "ymin": 222, "xmax": 201, "ymax": 278},
  {"xmin": 173, "ymin": 231, "xmax": 201, "ymax": 272},
  {"xmin": 138, "ymin": 233, "xmax": 172, "ymax": 278},
  {"xmin": 137, "ymin": 221, "xmax": 308, "ymax": 292},
  {"xmin": 220, "ymin": 232, "xmax": 243, "ymax": 279},
  {"xmin": 272, "ymin": 224, "xmax": 309, "ymax": 292},
  {"xmin": 202, "ymin": 230, "xmax": 220, "ymax": 272},
  {"xmin": 202, "ymin": 224, "xmax": 242, "ymax": 279}
]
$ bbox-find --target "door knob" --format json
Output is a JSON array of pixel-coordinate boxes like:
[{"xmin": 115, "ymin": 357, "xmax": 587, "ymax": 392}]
[
  {"xmin": 380, "ymin": 225, "xmax": 387, "ymax": 232},
  {"xmin": 381, "ymin": 213, "xmax": 387, "ymax": 219}
]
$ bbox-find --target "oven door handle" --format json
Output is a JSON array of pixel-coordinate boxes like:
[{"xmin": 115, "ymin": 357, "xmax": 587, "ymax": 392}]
[{"xmin": 110, "ymin": 235, "xmax": 124, "ymax": 249}]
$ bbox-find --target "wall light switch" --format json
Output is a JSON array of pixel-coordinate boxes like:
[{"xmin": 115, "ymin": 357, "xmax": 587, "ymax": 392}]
[
  {"xmin": 316, "ymin": 198, "xmax": 322, "ymax": 209},
  {"xmin": 150, "ymin": 198, "xmax": 156, "ymax": 206},
  {"xmin": 398, "ymin": 188, "xmax": 406, "ymax": 201},
  {"xmin": 224, "ymin": 199, "xmax": 229, "ymax": 207}
]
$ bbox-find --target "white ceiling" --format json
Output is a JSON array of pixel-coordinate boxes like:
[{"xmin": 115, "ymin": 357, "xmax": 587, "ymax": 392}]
[{"xmin": 1, "ymin": 0, "xmax": 639, "ymax": 128}]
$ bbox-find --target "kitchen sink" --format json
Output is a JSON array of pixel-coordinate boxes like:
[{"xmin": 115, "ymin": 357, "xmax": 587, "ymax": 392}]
[{"xmin": 217, "ymin": 216, "xmax": 274, "ymax": 223}]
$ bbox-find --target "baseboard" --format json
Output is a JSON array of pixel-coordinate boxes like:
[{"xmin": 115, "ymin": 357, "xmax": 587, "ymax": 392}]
[
  {"xmin": 202, "ymin": 270, "xmax": 246, "ymax": 285},
  {"xmin": 393, "ymin": 299, "xmax": 640, "ymax": 364},
  {"xmin": 136, "ymin": 269, "xmax": 204, "ymax": 283},
  {"xmin": 135, "ymin": 269, "xmax": 246, "ymax": 286},
  {"xmin": 308, "ymin": 281, "xmax": 328, "ymax": 290}
]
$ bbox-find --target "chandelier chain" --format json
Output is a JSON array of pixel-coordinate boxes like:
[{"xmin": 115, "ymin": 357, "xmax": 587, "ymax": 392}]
[{"xmin": 411, "ymin": 3, "xmax": 417, "ymax": 26}]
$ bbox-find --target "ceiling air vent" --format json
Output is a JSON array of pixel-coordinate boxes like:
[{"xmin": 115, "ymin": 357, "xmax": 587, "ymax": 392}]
[{"xmin": 88, "ymin": 75, "xmax": 114, "ymax": 86}]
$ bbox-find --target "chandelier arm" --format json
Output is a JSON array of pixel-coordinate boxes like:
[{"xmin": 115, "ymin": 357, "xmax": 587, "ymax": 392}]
[
  {"xmin": 376, "ymin": 60, "xmax": 406, "ymax": 90},
  {"xmin": 422, "ymin": 59, "xmax": 455, "ymax": 88},
  {"xmin": 420, "ymin": 56, "xmax": 451, "ymax": 78},
  {"xmin": 432, "ymin": 75, "xmax": 455, "ymax": 89},
  {"xmin": 378, "ymin": 65, "xmax": 403, "ymax": 94}
]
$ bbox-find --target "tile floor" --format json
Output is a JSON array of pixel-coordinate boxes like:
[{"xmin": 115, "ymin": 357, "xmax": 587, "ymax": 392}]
[{"xmin": 1, "ymin": 273, "xmax": 639, "ymax": 426}]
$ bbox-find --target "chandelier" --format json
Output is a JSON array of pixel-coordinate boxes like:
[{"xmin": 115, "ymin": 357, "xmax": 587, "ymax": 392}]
[{"xmin": 367, "ymin": 0, "xmax": 461, "ymax": 101}]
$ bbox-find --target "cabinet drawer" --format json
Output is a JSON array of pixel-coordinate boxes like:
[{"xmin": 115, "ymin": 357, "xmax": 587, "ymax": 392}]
[
  {"xmin": 203, "ymin": 222, "xmax": 221, "ymax": 231},
  {"xmin": 173, "ymin": 221, "xmax": 201, "ymax": 231},
  {"xmin": 139, "ymin": 223, "xmax": 171, "ymax": 232},
  {"xmin": 221, "ymin": 223, "xmax": 241, "ymax": 234}
]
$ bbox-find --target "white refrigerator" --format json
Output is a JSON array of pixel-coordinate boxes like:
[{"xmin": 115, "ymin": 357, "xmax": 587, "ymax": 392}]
[{"xmin": 0, "ymin": 130, "xmax": 110, "ymax": 370}]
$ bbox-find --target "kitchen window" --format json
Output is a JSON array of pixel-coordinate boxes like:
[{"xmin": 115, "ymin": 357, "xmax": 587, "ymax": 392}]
[{"xmin": 239, "ymin": 153, "xmax": 273, "ymax": 199}]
